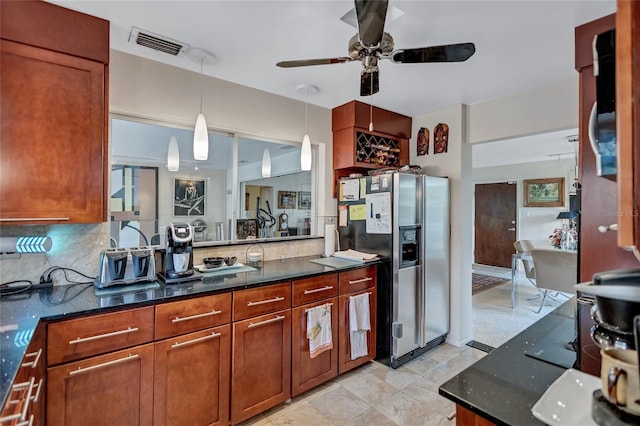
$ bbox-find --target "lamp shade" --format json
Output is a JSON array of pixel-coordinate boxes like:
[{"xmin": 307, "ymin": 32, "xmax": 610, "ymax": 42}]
[
  {"xmin": 301, "ymin": 134, "xmax": 312, "ymax": 171},
  {"xmin": 193, "ymin": 113, "xmax": 209, "ymax": 160},
  {"xmin": 167, "ymin": 136, "xmax": 180, "ymax": 171},
  {"xmin": 556, "ymin": 211, "xmax": 577, "ymax": 220},
  {"xmin": 262, "ymin": 148, "xmax": 271, "ymax": 178}
]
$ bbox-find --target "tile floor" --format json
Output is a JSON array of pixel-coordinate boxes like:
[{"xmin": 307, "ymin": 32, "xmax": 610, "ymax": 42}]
[{"xmin": 239, "ymin": 270, "xmax": 560, "ymax": 426}]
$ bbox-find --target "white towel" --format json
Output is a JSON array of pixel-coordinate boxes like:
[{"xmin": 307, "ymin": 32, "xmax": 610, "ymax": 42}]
[
  {"xmin": 349, "ymin": 293, "xmax": 371, "ymax": 360},
  {"xmin": 307, "ymin": 304, "xmax": 333, "ymax": 358}
]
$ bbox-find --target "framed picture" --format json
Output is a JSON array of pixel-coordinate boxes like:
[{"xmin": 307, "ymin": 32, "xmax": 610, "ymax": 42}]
[
  {"xmin": 173, "ymin": 178, "xmax": 206, "ymax": 216},
  {"xmin": 298, "ymin": 191, "xmax": 311, "ymax": 210},
  {"xmin": 523, "ymin": 177, "xmax": 565, "ymax": 207},
  {"xmin": 277, "ymin": 191, "xmax": 296, "ymax": 209},
  {"xmin": 236, "ymin": 219, "xmax": 258, "ymax": 239}
]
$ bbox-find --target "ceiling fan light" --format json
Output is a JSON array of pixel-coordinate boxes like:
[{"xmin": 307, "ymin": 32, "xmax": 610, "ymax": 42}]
[
  {"xmin": 301, "ymin": 134, "xmax": 312, "ymax": 171},
  {"xmin": 167, "ymin": 136, "xmax": 180, "ymax": 171},
  {"xmin": 262, "ymin": 148, "xmax": 271, "ymax": 178},
  {"xmin": 193, "ymin": 113, "xmax": 209, "ymax": 160}
]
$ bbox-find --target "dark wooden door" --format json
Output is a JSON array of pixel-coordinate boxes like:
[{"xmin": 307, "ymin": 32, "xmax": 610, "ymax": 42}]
[
  {"xmin": 474, "ymin": 182, "xmax": 517, "ymax": 268},
  {"xmin": 338, "ymin": 288, "xmax": 377, "ymax": 374}
]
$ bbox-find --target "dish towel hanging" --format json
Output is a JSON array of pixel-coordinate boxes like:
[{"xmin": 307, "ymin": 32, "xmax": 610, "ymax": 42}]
[
  {"xmin": 349, "ymin": 292, "xmax": 371, "ymax": 360},
  {"xmin": 307, "ymin": 303, "xmax": 333, "ymax": 358}
]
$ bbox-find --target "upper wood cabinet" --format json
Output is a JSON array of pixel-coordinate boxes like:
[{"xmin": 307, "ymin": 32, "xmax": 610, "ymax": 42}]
[
  {"xmin": 616, "ymin": 0, "xmax": 640, "ymax": 250},
  {"xmin": 332, "ymin": 101, "xmax": 411, "ymax": 196},
  {"xmin": 0, "ymin": 0, "xmax": 109, "ymax": 225},
  {"xmin": 574, "ymin": 13, "xmax": 638, "ymax": 281}
]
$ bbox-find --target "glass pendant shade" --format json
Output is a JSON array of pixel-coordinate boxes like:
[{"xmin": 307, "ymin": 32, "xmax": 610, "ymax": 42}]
[
  {"xmin": 262, "ymin": 148, "xmax": 271, "ymax": 178},
  {"xmin": 193, "ymin": 113, "xmax": 209, "ymax": 160},
  {"xmin": 167, "ymin": 136, "xmax": 180, "ymax": 171},
  {"xmin": 301, "ymin": 134, "xmax": 312, "ymax": 171}
]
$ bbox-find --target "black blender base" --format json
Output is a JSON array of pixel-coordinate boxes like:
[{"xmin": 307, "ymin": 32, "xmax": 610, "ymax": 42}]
[{"xmin": 592, "ymin": 390, "xmax": 640, "ymax": 426}]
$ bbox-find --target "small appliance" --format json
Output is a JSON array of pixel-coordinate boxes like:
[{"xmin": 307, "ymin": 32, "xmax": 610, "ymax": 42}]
[
  {"xmin": 94, "ymin": 247, "xmax": 156, "ymax": 288},
  {"xmin": 155, "ymin": 222, "xmax": 201, "ymax": 284}
]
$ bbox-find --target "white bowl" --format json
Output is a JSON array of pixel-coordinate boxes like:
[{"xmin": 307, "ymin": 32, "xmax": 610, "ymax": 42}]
[{"xmin": 247, "ymin": 252, "xmax": 262, "ymax": 262}]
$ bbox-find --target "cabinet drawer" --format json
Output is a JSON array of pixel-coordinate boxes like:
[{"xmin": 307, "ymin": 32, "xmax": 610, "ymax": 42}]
[
  {"xmin": 233, "ymin": 282, "xmax": 291, "ymax": 321},
  {"xmin": 292, "ymin": 274, "xmax": 338, "ymax": 307},
  {"xmin": 155, "ymin": 293, "xmax": 231, "ymax": 340},
  {"xmin": 338, "ymin": 266, "xmax": 377, "ymax": 295},
  {"xmin": 47, "ymin": 306, "xmax": 154, "ymax": 366}
]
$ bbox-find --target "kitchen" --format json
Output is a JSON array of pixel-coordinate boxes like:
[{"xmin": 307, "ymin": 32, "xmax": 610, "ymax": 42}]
[{"xmin": 1, "ymin": 0, "xmax": 639, "ymax": 425}]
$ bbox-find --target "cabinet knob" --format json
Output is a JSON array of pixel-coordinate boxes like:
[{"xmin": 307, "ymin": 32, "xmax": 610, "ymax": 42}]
[{"xmin": 598, "ymin": 224, "xmax": 618, "ymax": 233}]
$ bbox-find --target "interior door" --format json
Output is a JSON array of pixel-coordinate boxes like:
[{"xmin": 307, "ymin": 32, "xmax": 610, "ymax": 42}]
[{"xmin": 474, "ymin": 182, "xmax": 517, "ymax": 268}]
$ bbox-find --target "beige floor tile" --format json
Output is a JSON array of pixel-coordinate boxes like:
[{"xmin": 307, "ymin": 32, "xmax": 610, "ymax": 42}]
[
  {"xmin": 308, "ymin": 386, "xmax": 371, "ymax": 422},
  {"xmin": 339, "ymin": 371, "xmax": 400, "ymax": 404},
  {"xmin": 369, "ymin": 364, "xmax": 422, "ymax": 390},
  {"xmin": 267, "ymin": 401, "xmax": 335, "ymax": 425},
  {"xmin": 237, "ymin": 413, "xmax": 275, "ymax": 426},
  {"xmin": 374, "ymin": 390, "xmax": 436, "ymax": 426}
]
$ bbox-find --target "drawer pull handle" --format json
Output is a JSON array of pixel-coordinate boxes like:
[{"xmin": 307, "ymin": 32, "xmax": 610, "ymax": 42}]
[
  {"xmin": 0, "ymin": 217, "xmax": 69, "ymax": 222},
  {"xmin": 69, "ymin": 354, "xmax": 139, "ymax": 376},
  {"xmin": 0, "ymin": 413, "xmax": 22, "ymax": 422},
  {"xmin": 16, "ymin": 414, "xmax": 34, "ymax": 426},
  {"xmin": 171, "ymin": 331, "xmax": 221, "ymax": 348},
  {"xmin": 247, "ymin": 296, "xmax": 285, "ymax": 306},
  {"xmin": 31, "ymin": 378, "xmax": 43, "ymax": 403},
  {"xmin": 19, "ymin": 377, "xmax": 35, "ymax": 422},
  {"xmin": 21, "ymin": 349, "xmax": 42, "ymax": 369},
  {"xmin": 303, "ymin": 285, "xmax": 334, "ymax": 295},
  {"xmin": 172, "ymin": 310, "xmax": 222, "ymax": 323},
  {"xmin": 69, "ymin": 326, "xmax": 139, "ymax": 344},
  {"xmin": 248, "ymin": 315, "xmax": 285, "ymax": 329},
  {"xmin": 348, "ymin": 277, "xmax": 373, "ymax": 285}
]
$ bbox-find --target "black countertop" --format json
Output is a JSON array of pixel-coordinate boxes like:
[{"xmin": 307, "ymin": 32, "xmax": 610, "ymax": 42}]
[
  {"xmin": 439, "ymin": 299, "xmax": 577, "ymax": 426},
  {"xmin": 0, "ymin": 255, "xmax": 379, "ymax": 408}
]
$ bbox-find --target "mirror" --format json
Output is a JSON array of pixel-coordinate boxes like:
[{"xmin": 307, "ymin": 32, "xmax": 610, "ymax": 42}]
[{"xmin": 109, "ymin": 116, "xmax": 315, "ymax": 247}]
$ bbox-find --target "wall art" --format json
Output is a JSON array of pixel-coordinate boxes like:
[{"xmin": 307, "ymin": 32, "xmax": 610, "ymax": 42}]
[
  {"xmin": 277, "ymin": 191, "xmax": 297, "ymax": 209},
  {"xmin": 173, "ymin": 178, "xmax": 205, "ymax": 216},
  {"xmin": 523, "ymin": 177, "xmax": 565, "ymax": 207},
  {"xmin": 434, "ymin": 123, "xmax": 449, "ymax": 154},
  {"xmin": 417, "ymin": 127, "xmax": 429, "ymax": 156}
]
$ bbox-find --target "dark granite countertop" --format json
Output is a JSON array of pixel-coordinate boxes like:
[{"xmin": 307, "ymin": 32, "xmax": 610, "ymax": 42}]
[
  {"xmin": 439, "ymin": 299, "xmax": 577, "ymax": 426},
  {"xmin": 0, "ymin": 255, "xmax": 380, "ymax": 408}
]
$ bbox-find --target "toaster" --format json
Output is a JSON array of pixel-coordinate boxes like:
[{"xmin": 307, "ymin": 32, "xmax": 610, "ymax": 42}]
[{"xmin": 95, "ymin": 247, "xmax": 156, "ymax": 288}]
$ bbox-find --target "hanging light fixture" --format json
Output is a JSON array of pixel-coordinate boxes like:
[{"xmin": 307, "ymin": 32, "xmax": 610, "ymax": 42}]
[
  {"xmin": 262, "ymin": 148, "xmax": 271, "ymax": 178},
  {"xmin": 296, "ymin": 84, "xmax": 318, "ymax": 171},
  {"xmin": 189, "ymin": 48, "xmax": 216, "ymax": 161},
  {"xmin": 167, "ymin": 136, "xmax": 180, "ymax": 171},
  {"xmin": 369, "ymin": 74, "xmax": 374, "ymax": 132}
]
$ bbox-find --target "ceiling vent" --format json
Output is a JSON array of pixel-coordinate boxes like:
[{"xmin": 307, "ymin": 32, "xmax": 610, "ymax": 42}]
[{"xmin": 128, "ymin": 27, "xmax": 189, "ymax": 57}]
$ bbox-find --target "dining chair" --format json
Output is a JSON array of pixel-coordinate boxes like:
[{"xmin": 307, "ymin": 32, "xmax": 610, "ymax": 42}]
[
  {"xmin": 529, "ymin": 248, "xmax": 578, "ymax": 313},
  {"xmin": 513, "ymin": 240, "xmax": 536, "ymax": 286}
]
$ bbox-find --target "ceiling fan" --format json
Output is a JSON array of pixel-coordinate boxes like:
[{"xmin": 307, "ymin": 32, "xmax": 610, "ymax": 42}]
[{"xmin": 276, "ymin": 0, "xmax": 476, "ymax": 96}]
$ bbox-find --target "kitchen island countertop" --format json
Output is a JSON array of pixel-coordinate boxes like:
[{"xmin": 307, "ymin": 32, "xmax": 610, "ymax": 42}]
[
  {"xmin": 439, "ymin": 299, "xmax": 577, "ymax": 425},
  {"xmin": 0, "ymin": 255, "xmax": 382, "ymax": 409}
]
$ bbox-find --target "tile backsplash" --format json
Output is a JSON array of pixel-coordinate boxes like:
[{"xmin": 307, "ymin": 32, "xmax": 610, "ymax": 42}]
[{"xmin": 0, "ymin": 223, "xmax": 324, "ymax": 286}]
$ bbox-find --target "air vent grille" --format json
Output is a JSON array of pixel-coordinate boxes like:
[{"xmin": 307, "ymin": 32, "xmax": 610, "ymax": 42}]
[{"xmin": 129, "ymin": 27, "xmax": 189, "ymax": 57}]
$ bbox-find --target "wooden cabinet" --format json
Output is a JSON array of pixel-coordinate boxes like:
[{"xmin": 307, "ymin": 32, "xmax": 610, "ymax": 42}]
[
  {"xmin": 154, "ymin": 294, "xmax": 232, "ymax": 426},
  {"xmin": 47, "ymin": 344, "xmax": 154, "ymax": 426},
  {"xmin": 337, "ymin": 267, "xmax": 377, "ymax": 374},
  {"xmin": 615, "ymin": 0, "xmax": 640, "ymax": 249},
  {"xmin": 332, "ymin": 100, "xmax": 411, "ymax": 196},
  {"xmin": 0, "ymin": 0, "xmax": 109, "ymax": 224},
  {"xmin": 0, "ymin": 323, "xmax": 45, "ymax": 426},
  {"xmin": 455, "ymin": 405, "xmax": 496, "ymax": 426},
  {"xmin": 291, "ymin": 274, "xmax": 339, "ymax": 396},
  {"xmin": 154, "ymin": 325, "xmax": 231, "ymax": 426}
]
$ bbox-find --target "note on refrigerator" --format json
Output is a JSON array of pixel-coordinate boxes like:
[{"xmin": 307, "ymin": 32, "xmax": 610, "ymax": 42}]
[
  {"xmin": 339, "ymin": 179, "xmax": 360, "ymax": 201},
  {"xmin": 365, "ymin": 192, "xmax": 391, "ymax": 234}
]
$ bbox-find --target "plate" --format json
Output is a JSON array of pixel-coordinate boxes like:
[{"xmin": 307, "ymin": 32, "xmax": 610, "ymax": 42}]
[
  {"xmin": 194, "ymin": 262, "xmax": 246, "ymax": 271},
  {"xmin": 531, "ymin": 368, "xmax": 600, "ymax": 425}
]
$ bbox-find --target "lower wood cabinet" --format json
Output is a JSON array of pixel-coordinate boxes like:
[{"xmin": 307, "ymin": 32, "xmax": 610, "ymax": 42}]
[
  {"xmin": 455, "ymin": 405, "xmax": 496, "ymax": 426},
  {"xmin": 46, "ymin": 343, "xmax": 154, "ymax": 426},
  {"xmin": 154, "ymin": 325, "xmax": 231, "ymax": 426},
  {"xmin": 231, "ymin": 310, "xmax": 291, "ymax": 424},
  {"xmin": 291, "ymin": 299, "xmax": 339, "ymax": 397},
  {"xmin": 338, "ymin": 288, "xmax": 377, "ymax": 374}
]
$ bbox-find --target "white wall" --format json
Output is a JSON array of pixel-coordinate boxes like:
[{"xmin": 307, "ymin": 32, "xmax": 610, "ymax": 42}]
[{"xmin": 410, "ymin": 104, "xmax": 474, "ymax": 347}]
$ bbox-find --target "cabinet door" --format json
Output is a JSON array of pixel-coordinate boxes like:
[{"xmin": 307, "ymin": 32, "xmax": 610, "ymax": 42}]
[
  {"xmin": 291, "ymin": 299, "xmax": 338, "ymax": 397},
  {"xmin": 0, "ymin": 40, "xmax": 106, "ymax": 224},
  {"xmin": 154, "ymin": 325, "xmax": 231, "ymax": 426},
  {"xmin": 47, "ymin": 343, "xmax": 154, "ymax": 426},
  {"xmin": 338, "ymin": 288, "xmax": 377, "ymax": 374},
  {"xmin": 231, "ymin": 310, "xmax": 291, "ymax": 424}
]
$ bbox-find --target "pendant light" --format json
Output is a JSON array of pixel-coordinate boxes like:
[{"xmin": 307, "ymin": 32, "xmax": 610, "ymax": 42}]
[
  {"xmin": 369, "ymin": 74, "xmax": 374, "ymax": 132},
  {"xmin": 189, "ymin": 48, "xmax": 215, "ymax": 161},
  {"xmin": 167, "ymin": 136, "xmax": 180, "ymax": 171},
  {"xmin": 262, "ymin": 148, "xmax": 271, "ymax": 178},
  {"xmin": 296, "ymin": 84, "xmax": 318, "ymax": 171}
]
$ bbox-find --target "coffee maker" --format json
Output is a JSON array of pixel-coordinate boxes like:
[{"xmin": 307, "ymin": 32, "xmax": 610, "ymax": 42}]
[{"xmin": 156, "ymin": 222, "xmax": 201, "ymax": 284}]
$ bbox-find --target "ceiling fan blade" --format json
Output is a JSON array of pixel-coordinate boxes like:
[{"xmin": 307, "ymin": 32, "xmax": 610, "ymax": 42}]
[
  {"xmin": 276, "ymin": 57, "xmax": 353, "ymax": 67},
  {"xmin": 360, "ymin": 70, "xmax": 379, "ymax": 96},
  {"xmin": 355, "ymin": 0, "xmax": 388, "ymax": 48},
  {"xmin": 391, "ymin": 43, "xmax": 476, "ymax": 63}
]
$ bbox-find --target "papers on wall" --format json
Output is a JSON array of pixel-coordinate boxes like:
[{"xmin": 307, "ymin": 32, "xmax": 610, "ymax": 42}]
[{"xmin": 365, "ymin": 192, "xmax": 391, "ymax": 234}]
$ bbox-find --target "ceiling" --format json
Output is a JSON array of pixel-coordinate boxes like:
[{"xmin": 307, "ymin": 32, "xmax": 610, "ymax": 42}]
[{"xmin": 50, "ymin": 0, "xmax": 613, "ymax": 167}]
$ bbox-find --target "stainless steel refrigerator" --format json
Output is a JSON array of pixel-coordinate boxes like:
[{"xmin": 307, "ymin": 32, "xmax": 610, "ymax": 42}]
[{"xmin": 337, "ymin": 173, "xmax": 450, "ymax": 368}]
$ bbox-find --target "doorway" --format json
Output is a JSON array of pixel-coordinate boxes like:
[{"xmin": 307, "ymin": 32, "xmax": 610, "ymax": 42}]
[{"xmin": 474, "ymin": 182, "xmax": 517, "ymax": 268}]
